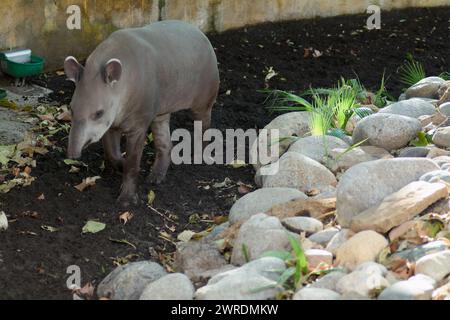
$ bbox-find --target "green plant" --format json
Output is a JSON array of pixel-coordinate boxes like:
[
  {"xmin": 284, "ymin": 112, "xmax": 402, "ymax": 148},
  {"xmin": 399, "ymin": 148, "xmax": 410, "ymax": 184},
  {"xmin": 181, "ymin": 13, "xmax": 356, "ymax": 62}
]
[
  {"xmin": 439, "ymin": 72, "xmax": 450, "ymax": 81},
  {"xmin": 260, "ymin": 234, "xmax": 309, "ymax": 291},
  {"xmin": 398, "ymin": 55, "xmax": 426, "ymax": 87}
]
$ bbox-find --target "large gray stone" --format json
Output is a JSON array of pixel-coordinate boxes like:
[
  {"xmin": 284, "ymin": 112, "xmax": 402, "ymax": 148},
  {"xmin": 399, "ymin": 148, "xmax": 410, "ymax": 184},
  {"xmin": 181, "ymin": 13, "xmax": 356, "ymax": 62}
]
[
  {"xmin": 251, "ymin": 112, "xmax": 311, "ymax": 170},
  {"xmin": 258, "ymin": 152, "xmax": 337, "ymax": 193},
  {"xmin": 336, "ymin": 270, "xmax": 390, "ymax": 298},
  {"xmin": 231, "ymin": 213, "xmax": 292, "ymax": 266},
  {"xmin": 174, "ymin": 240, "xmax": 228, "ymax": 283},
  {"xmin": 378, "ymin": 98, "xmax": 437, "ymax": 118},
  {"xmin": 350, "ymin": 181, "xmax": 448, "ymax": 233},
  {"xmin": 415, "ymin": 250, "xmax": 450, "ymax": 282},
  {"xmin": 97, "ymin": 262, "xmax": 167, "ymax": 300},
  {"xmin": 139, "ymin": 273, "xmax": 195, "ymax": 300},
  {"xmin": 439, "ymin": 102, "xmax": 450, "ymax": 117},
  {"xmin": 288, "ymin": 135, "xmax": 349, "ymax": 163},
  {"xmin": 336, "ymin": 158, "xmax": 439, "ymax": 227},
  {"xmin": 326, "ymin": 146, "xmax": 393, "ymax": 173},
  {"xmin": 391, "ymin": 241, "xmax": 450, "ymax": 262},
  {"xmin": 378, "ymin": 274, "xmax": 437, "ymax": 300},
  {"xmin": 353, "ymin": 113, "xmax": 422, "ymax": 151},
  {"xmin": 229, "ymin": 188, "xmax": 307, "ymax": 224},
  {"xmin": 405, "ymin": 77, "xmax": 446, "ymax": 100},
  {"xmin": 195, "ymin": 257, "xmax": 286, "ymax": 300},
  {"xmin": 432, "ymin": 126, "xmax": 450, "ymax": 148}
]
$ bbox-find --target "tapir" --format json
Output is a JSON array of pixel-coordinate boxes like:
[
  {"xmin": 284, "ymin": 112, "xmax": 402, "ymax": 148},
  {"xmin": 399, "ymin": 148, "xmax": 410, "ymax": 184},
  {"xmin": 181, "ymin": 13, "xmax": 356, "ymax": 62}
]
[{"xmin": 64, "ymin": 20, "xmax": 220, "ymax": 207}]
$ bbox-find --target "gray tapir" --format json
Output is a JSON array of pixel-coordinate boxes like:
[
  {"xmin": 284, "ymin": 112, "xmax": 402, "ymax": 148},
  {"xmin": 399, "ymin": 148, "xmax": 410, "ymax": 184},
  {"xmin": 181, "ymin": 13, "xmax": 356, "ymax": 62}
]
[{"xmin": 64, "ymin": 20, "xmax": 220, "ymax": 207}]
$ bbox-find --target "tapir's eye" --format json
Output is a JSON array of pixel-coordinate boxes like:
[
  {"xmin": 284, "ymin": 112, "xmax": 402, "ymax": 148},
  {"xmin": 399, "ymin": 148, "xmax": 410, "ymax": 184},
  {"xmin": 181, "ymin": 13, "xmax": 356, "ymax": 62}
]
[{"xmin": 93, "ymin": 110, "xmax": 105, "ymax": 121}]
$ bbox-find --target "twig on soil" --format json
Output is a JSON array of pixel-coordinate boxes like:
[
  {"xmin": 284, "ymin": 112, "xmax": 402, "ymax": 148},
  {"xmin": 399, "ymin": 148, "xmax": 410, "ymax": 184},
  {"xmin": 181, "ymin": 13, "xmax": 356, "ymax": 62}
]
[{"xmin": 148, "ymin": 206, "xmax": 177, "ymax": 223}]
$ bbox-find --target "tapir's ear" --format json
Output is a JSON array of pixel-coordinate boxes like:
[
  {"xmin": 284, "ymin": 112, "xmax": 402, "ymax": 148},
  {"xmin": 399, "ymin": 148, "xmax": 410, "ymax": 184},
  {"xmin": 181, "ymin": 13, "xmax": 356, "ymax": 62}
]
[
  {"xmin": 103, "ymin": 59, "xmax": 122, "ymax": 85},
  {"xmin": 64, "ymin": 56, "xmax": 83, "ymax": 83}
]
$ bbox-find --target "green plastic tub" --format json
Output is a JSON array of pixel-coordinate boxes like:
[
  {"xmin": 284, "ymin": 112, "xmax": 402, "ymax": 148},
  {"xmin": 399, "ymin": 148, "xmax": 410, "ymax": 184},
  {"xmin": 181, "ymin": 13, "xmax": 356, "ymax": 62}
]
[{"xmin": 0, "ymin": 55, "xmax": 45, "ymax": 78}]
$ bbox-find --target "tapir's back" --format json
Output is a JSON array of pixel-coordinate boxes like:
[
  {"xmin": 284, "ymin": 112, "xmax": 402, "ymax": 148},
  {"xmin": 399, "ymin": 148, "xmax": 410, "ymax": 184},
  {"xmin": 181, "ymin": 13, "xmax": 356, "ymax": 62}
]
[{"xmin": 103, "ymin": 20, "xmax": 219, "ymax": 113}]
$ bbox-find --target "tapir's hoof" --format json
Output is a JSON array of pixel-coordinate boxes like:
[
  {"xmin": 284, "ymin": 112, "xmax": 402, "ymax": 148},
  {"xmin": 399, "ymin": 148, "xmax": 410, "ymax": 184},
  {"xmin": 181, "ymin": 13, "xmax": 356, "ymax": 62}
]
[
  {"xmin": 117, "ymin": 193, "xmax": 140, "ymax": 208},
  {"xmin": 147, "ymin": 172, "xmax": 167, "ymax": 185}
]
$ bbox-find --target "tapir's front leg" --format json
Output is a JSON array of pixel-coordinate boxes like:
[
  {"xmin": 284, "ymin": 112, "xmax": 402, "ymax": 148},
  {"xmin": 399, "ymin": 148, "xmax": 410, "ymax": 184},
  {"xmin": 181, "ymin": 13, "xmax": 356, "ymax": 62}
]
[
  {"xmin": 148, "ymin": 114, "xmax": 173, "ymax": 184},
  {"xmin": 103, "ymin": 129, "xmax": 124, "ymax": 172},
  {"xmin": 117, "ymin": 130, "xmax": 146, "ymax": 207}
]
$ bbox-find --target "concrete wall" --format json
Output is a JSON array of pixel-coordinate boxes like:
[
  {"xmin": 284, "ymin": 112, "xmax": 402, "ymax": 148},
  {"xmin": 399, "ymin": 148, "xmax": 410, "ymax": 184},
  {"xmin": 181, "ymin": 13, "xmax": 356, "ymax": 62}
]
[{"xmin": 0, "ymin": 0, "xmax": 449, "ymax": 70}]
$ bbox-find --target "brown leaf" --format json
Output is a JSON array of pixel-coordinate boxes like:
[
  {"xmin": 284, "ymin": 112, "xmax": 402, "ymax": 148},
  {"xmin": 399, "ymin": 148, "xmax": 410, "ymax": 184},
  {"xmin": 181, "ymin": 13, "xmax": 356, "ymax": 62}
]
[
  {"xmin": 38, "ymin": 114, "xmax": 55, "ymax": 121},
  {"xmin": 75, "ymin": 176, "xmax": 101, "ymax": 192},
  {"xmin": 119, "ymin": 212, "xmax": 134, "ymax": 225},
  {"xmin": 57, "ymin": 110, "xmax": 72, "ymax": 122}
]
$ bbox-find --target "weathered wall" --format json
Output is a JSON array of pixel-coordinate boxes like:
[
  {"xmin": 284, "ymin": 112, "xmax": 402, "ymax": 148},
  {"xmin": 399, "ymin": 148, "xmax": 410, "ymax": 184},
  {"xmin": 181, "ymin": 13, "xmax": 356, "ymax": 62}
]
[{"xmin": 0, "ymin": 0, "xmax": 449, "ymax": 70}]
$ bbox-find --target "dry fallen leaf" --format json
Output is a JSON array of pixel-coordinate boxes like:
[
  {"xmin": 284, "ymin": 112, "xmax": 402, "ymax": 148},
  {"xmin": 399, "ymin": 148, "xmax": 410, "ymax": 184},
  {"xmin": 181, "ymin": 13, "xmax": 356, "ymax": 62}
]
[
  {"xmin": 37, "ymin": 194, "xmax": 45, "ymax": 201},
  {"xmin": 119, "ymin": 212, "xmax": 134, "ymax": 225},
  {"xmin": 75, "ymin": 176, "xmax": 101, "ymax": 192}
]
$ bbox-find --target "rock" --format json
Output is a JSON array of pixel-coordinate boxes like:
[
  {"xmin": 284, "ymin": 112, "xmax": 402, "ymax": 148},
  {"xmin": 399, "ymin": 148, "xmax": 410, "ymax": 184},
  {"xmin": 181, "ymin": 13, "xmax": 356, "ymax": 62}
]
[
  {"xmin": 405, "ymin": 77, "xmax": 446, "ymax": 100},
  {"xmin": 229, "ymin": 188, "xmax": 307, "ymax": 224},
  {"xmin": 432, "ymin": 282, "xmax": 450, "ymax": 300},
  {"xmin": 350, "ymin": 182, "xmax": 448, "ymax": 233},
  {"xmin": 139, "ymin": 273, "xmax": 195, "ymax": 300},
  {"xmin": 335, "ymin": 231, "xmax": 388, "ymax": 271},
  {"xmin": 251, "ymin": 112, "xmax": 311, "ymax": 170},
  {"xmin": 204, "ymin": 222, "xmax": 230, "ymax": 241},
  {"xmin": 420, "ymin": 170, "xmax": 450, "ymax": 184},
  {"xmin": 326, "ymin": 229, "xmax": 355, "ymax": 256},
  {"xmin": 353, "ymin": 113, "xmax": 422, "ymax": 151},
  {"xmin": 309, "ymin": 270, "xmax": 348, "ymax": 291},
  {"xmin": 431, "ymin": 156, "xmax": 450, "ymax": 167},
  {"xmin": 258, "ymin": 152, "xmax": 337, "ymax": 193},
  {"xmin": 336, "ymin": 271, "xmax": 390, "ymax": 298},
  {"xmin": 355, "ymin": 262, "xmax": 388, "ymax": 276},
  {"xmin": 288, "ymin": 135, "xmax": 349, "ymax": 163},
  {"xmin": 267, "ymin": 198, "xmax": 336, "ymax": 220},
  {"xmin": 439, "ymin": 102, "xmax": 450, "ymax": 117},
  {"xmin": 398, "ymin": 147, "xmax": 431, "ymax": 158},
  {"xmin": 308, "ymin": 228, "xmax": 340, "ymax": 246},
  {"xmin": 0, "ymin": 211, "xmax": 8, "ymax": 231},
  {"xmin": 174, "ymin": 240, "xmax": 228, "ymax": 283},
  {"xmin": 305, "ymin": 249, "xmax": 333, "ymax": 269},
  {"xmin": 325, "ymin": 146, "xmax": 393, "ymax": 173},
  {"xmin": 433, "ymin": 126, "xmax": 450, "ymax": 148},
  {"xmin": 293, "ymin": 288, "xmax": 341, "ymax": 300},
  {"xmin": 379, "ymin": 98, "xmax": 437, "ymax": 118},
  {"xmin": 391, "ymin": 241, "xmax": 450, "ymax": 262},
  {"xmin": 336, "ymin": 158, "xmax": 439, "ymax": 227},
  {"xmin": 231, "ymin": 214, "xmax": 292, "ymax": 266},
  {"xmin": 415, "ymin": 250, "xmax": 450, "ymax": 282},
  {"xmin": 378, "ymin": 274, "xmax": 437, "ymax": 300},
  {"xmin": 340, "ymin": 292, "xmax": 373, "ymax": 300},
  {"xmin": 97, "ymin": 262, "xmax": 167, "ymax": 300},
  {"xmin": 282, "ymin": 217, "xmax": 323, "ymax": 234},
  {"xmin": 0, "ymin": 108, "xmax": 32, "ymax": 145},
  {"xmin": 195, "ymin": 257, "xmax": 286, "ymax": 300},
  {"xmin": 427, "ymin": 147, "xmax": 450, "ymax": 159}
]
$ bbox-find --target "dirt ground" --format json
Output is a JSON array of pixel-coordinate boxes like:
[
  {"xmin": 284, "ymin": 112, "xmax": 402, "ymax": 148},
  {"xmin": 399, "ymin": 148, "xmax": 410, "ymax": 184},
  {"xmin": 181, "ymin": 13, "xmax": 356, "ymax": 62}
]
[{"xmin": 1, "ymin": 7, "xmax": 450, "ymax": 299}]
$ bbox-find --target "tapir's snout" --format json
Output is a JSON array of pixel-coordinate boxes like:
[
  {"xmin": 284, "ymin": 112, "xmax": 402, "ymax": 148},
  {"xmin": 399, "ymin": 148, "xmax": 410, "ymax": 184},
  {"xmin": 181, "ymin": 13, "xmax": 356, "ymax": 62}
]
[{"xmin": 67, "ymin": 123, "xmax": 86, "ymax": 160}]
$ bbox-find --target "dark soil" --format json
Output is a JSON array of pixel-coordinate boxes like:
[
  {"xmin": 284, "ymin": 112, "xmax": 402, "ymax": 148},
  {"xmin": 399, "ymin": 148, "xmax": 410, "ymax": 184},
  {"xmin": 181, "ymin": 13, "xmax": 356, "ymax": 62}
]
[{"xmin": 1, "ymin": 7, "xmax": 450, "ymax": 300}]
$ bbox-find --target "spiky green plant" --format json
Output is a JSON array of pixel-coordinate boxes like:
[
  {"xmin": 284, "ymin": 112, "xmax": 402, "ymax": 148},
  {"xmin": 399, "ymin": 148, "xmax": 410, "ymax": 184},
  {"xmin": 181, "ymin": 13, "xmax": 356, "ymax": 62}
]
[
  {"xmin": 399, "ymin": 55, "xmax": 426, "ymax": 87},
  {"xmin": 439, "ymin": 72, "xmax": 450, "ymax": 81}
]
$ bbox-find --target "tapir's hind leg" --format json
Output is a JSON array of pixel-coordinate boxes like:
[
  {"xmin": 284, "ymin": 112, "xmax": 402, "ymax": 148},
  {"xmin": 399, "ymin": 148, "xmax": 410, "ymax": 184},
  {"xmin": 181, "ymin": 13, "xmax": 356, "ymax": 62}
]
[
  {"xmin": 148, "ymin": 114, "xmax": 173, "ymax": 184},
  {"xmin": 103, "ymin": 129, "xmax": 124, "ymax": 172},
  {"xmin": 192, "ymin": 94, "xmax": 217, "ymax": 132}
]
